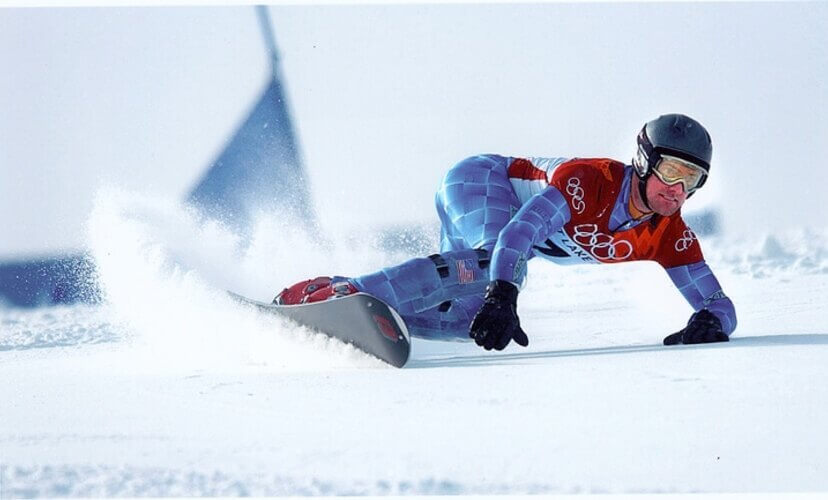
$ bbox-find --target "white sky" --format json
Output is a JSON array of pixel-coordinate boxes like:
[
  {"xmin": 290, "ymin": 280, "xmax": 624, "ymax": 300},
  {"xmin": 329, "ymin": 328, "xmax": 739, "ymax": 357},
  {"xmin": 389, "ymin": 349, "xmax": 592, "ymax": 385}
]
[{"xmin": 1, "ymin": 3, "xmax": 826, "ymax": 258}]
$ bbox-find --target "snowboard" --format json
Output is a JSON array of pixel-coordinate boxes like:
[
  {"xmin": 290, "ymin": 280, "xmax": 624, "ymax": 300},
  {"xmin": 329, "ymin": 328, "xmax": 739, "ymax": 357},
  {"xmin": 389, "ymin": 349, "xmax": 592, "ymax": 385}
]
[{"xmin": 228, "ymin": 291, "xmax": 411, "ymax": 368}]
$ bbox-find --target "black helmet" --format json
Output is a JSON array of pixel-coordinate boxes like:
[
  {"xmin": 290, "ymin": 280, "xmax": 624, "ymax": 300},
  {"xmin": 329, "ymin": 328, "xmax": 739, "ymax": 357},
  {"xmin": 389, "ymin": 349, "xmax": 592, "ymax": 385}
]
[{"xmin": 632, "ymin": 114, "xmax": 712, "ymax": 190}]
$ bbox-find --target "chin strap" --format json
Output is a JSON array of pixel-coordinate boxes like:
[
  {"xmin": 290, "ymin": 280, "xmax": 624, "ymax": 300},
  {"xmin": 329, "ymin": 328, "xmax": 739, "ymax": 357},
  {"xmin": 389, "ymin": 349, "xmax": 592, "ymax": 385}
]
[{"xmin": 637, "ymin": 175, "xmax": 652, "ymax": 212}]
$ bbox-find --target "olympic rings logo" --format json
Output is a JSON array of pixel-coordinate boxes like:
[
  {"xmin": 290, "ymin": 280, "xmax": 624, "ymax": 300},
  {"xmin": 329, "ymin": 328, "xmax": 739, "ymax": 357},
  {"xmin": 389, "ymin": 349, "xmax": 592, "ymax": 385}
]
[
  {"xmin": 674, "ymin": 229, "xmax": 698, "ymax": 252},
  {"xmin": 566, "ymin": 177, "xmax": 586, "ymax": 214},
  {"xmin": 572, "ymin": 224, "xmax": 633, "ymax": 261}
]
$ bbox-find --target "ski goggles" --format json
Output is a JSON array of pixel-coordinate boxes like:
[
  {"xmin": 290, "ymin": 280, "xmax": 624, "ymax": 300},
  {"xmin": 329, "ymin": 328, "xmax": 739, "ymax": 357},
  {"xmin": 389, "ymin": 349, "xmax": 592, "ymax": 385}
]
[{"xmin": 651, "ymin": 155, "xmax": 707, "ymax": 193}]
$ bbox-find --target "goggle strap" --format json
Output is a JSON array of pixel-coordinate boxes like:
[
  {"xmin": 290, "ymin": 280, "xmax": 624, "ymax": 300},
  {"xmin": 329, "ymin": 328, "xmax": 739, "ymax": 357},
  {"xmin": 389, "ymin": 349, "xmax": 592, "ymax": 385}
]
[{"xmin": 653, "ymin": 147, "xmax": 709, "ymax": 172}]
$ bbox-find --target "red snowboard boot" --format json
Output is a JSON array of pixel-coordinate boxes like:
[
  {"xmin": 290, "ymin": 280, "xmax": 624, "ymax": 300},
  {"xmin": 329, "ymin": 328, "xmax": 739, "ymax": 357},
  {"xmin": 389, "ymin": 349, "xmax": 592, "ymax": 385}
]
[{"xmin": 273, "ymin": 276, "xmax": 358, "ymax": 305}]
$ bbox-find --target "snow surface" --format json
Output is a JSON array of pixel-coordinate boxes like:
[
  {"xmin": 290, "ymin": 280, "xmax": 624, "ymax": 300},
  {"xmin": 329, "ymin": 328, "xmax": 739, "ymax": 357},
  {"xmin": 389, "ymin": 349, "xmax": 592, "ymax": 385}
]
[{"xmin": 1, "ymin": 189, "xmax": 827, "ymax": 497}]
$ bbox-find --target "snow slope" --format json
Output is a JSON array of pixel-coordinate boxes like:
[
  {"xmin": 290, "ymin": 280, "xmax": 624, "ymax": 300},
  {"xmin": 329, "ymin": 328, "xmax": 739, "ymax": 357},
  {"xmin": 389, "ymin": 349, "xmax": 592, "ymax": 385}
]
[{"xmin": 1, "ymin": 190, "xmax": 827, "ymax": 497}]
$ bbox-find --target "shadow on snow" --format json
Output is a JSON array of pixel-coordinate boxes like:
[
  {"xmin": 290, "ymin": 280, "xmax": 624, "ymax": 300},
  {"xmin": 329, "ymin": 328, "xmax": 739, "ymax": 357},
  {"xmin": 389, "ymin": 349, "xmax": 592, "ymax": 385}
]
[{"xmin": 407, "ymin": 334, "xmax": 828, "ymax": 369}]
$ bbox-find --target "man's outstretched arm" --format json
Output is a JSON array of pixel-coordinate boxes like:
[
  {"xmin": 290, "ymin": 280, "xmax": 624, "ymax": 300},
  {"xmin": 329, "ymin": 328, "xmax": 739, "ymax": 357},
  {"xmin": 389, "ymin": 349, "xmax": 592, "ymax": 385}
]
[{"xmin": 664, "ymin": 261, "xmax": 738, "ymax": 345}]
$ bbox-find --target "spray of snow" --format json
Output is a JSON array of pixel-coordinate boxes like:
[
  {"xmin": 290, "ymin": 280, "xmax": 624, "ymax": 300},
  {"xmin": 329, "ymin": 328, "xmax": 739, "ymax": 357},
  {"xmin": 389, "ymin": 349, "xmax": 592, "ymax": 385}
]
[{"xmin": 84, "ymin": 186, "xmax": 414, "ymax": 373}]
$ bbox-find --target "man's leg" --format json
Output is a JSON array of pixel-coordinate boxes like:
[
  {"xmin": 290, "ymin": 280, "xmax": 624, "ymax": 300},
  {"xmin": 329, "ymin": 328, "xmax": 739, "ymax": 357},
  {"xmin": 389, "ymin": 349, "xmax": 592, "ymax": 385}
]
[
  {"xmin": 350, "ymin": 248, "xmax": 491, "ymax": 317},
  {"xmin": 351, "ymin": 154, "xmax": 522, "ymax": 340},
  {"xmin": 435, "ymin": 154, "xmax": 520, "ymax": 252}
]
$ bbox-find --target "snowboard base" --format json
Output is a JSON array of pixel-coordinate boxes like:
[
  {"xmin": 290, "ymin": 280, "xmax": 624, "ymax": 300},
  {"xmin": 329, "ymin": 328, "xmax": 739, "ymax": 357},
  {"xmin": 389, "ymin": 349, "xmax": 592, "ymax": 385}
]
[{"xmin": 228, "ymin": 291, "xmax": 411, "ymax": 368}]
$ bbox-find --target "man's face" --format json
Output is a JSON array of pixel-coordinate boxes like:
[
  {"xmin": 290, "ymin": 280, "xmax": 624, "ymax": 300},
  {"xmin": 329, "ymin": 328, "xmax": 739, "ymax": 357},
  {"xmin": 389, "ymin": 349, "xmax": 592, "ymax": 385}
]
[
  {"xmin": 644, "ymin": 156, "xmax": 707, "ymax": 216},
  {"xmin": 645, "ymin": 172, "xmax": 688, "ymax": 216}
]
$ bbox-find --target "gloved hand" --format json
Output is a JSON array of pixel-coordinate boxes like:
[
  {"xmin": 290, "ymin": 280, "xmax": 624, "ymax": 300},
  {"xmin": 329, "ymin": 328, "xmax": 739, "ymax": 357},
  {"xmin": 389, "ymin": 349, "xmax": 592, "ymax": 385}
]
[
  {"xmin": 663, "ymin": 309, "xmax": 729, "ymax": 345},
  {"xmin": 469, "ymin": 280, "xmax": 529, "ymax": 351}
]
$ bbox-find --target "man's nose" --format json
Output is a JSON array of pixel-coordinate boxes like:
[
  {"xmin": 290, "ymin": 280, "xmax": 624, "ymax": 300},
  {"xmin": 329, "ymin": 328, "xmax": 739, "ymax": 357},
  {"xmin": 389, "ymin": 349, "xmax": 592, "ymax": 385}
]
[{"xmin": 668, "ymin": 181, "xmax": 686, "ymax": 194}]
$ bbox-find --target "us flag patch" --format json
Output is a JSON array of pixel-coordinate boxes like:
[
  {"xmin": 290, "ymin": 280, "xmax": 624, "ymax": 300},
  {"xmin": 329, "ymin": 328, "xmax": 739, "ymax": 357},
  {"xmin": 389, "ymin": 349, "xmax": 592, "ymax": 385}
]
[{"xmin": 457, "ymin": 259, "xmax": 475, "ymax": 284}]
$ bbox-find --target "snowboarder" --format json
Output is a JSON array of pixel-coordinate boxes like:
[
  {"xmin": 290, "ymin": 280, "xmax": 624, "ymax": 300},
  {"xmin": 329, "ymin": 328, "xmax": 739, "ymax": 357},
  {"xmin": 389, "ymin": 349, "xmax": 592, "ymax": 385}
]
[{"xmin": 275, "ymin": 114, "xmax": 737, "ymax": 351}]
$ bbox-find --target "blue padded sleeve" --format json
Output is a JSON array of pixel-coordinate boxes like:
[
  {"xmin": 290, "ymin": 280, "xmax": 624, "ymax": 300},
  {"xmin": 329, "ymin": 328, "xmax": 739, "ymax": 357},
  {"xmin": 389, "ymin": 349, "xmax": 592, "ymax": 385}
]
[
  {"xmin": 665, "ymin": 261, "xmax": 738, "ymax": 335},
  {"xmin": 490, "ymin": 185, "xmax": 571, "ymax": 285}
]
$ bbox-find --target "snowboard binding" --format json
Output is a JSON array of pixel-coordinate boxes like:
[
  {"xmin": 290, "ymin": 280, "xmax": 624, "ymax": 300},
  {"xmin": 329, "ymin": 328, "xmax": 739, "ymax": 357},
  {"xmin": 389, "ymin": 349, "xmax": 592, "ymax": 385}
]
[{"xmin": 273, "ymin": 276, "xmax": 358, "ymax": 305}]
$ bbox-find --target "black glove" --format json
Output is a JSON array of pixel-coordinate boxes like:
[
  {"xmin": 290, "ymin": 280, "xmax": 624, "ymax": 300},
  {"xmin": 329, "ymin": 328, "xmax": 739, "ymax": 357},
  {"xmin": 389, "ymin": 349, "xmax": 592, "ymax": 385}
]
[
  {"xmin": 663, "ymin": 309, "xmax": 729, "ymax": 346},
  {"xmin": 469, "ymin": 280, "xmax": 529, "ymax": 351}
]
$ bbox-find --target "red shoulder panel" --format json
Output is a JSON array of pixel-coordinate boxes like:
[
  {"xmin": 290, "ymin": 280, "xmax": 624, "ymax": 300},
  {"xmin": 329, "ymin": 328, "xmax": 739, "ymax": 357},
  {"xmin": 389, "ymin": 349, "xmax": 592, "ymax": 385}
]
[{"xmin": 508, "ymin": 158, "xmax": 548, "ymax": 181}]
